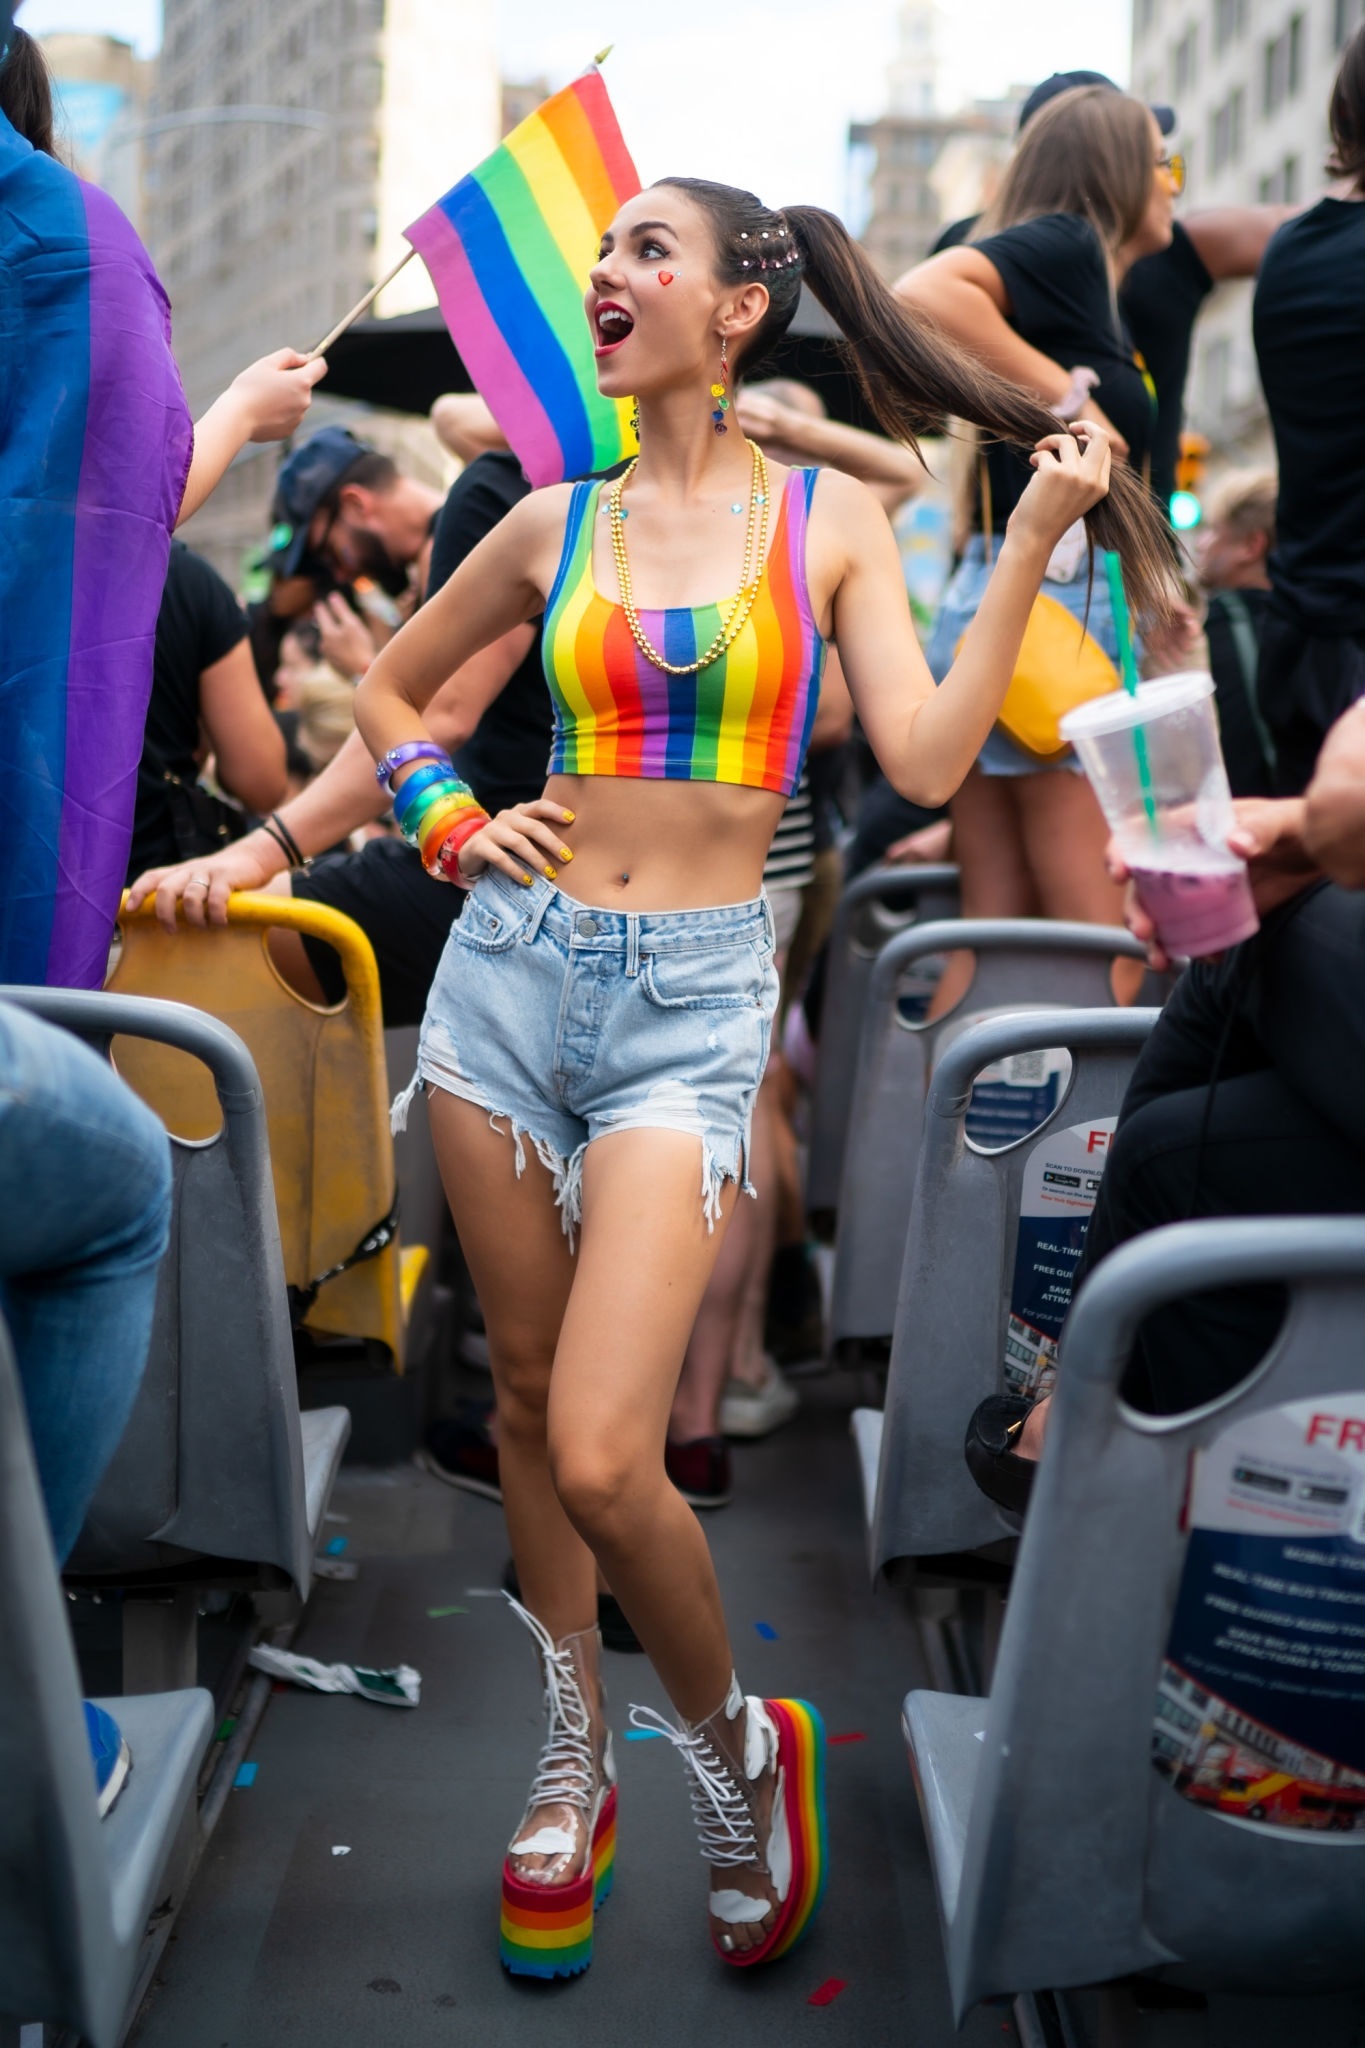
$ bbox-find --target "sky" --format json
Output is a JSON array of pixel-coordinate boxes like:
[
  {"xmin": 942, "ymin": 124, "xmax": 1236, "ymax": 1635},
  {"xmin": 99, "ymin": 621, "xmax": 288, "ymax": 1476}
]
[{"xmin": 16, "ymin": 0, "xmax": 1133, "ymax": 214}]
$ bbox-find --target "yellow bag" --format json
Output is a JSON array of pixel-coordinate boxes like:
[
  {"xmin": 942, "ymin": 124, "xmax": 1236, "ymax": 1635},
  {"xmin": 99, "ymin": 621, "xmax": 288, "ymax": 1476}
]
[
  {"xmin": 966, "ymin": 454, "xmax": 1120, "ymax": 762},
  {"xmin": 958, "ymin": 592, "xmax": 1121, "ymax": 762}
]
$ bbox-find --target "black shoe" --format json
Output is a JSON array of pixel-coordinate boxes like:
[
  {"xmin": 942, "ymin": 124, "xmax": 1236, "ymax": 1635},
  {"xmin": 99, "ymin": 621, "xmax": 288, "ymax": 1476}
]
[
  {"xmin": 964, "ymin": 1394, "xmax": 1037, "ymax": 1517},
  {"xmin": 501, "ymin": 1559, "xmax": 645, "ymax": 1654},
  {"xmin": 417, "ymin": 1404, "xmax": 501, "ymax": 1502}
]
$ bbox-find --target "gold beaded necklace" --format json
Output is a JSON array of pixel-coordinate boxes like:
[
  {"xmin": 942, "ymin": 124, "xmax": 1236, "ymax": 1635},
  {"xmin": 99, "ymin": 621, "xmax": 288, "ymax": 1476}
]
[{"xmin": 607, "ymin": 439, "xmax": 772, "ymax": 677}]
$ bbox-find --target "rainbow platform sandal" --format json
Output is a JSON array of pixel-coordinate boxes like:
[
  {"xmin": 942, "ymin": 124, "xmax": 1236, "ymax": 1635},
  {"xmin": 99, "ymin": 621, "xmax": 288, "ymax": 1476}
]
[
  {"xmin": 500, "ymin": 1598, "xmax": 616, "ymax": 1981},
  {"xmin": 629, "ymin": 1680, "xmax": 828, "ymax": 1969},
  {"xmin": 499, "ymin": 1783, "xmax": 616, "ymax": 1978}
]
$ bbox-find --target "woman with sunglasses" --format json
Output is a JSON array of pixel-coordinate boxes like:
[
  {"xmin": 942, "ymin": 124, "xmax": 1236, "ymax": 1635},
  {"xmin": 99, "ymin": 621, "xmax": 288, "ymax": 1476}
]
[
  {"xmin": 353, "ymin": 175, "xmax": 1173, "ymax": 1980},
  {"xmin": 898, "ymin": 85, "xmax": 1179, "ymax": 1011}
]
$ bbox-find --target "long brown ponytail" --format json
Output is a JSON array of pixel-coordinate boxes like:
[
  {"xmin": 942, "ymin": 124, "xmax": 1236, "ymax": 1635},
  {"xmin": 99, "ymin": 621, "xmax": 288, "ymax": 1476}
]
[{"xmin": 657, "ymin": 178, "xmax": 1178, "ymax": 626}]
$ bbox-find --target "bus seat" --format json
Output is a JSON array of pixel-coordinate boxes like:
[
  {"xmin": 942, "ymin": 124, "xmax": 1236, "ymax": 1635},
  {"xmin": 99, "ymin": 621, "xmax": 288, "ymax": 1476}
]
[
  {"xmin": 830, "ymin": 919, "xmax": 1155, "ymax": 1357},
  {"xmin": 806, "ymin": 863, "xmax": 959, "ymax": 1227},
  {"xmin": 870, "ymin": 1008, "xmax": 1159, "ymax": 1573},
  {"xmin": 0, "ymin": 987, "xmax": 350, "ymax": 1689},
  {"xmin": 0, "ymin": 1312, "xmax": 212, "ymax": 2048},
  {"xmin": 905, "ymin": 1216, "xmax": 1365, "ymax": 2015},
  {"xmin": 108, "ymin": 894, "xmax": 423, "ymax": 1374}
]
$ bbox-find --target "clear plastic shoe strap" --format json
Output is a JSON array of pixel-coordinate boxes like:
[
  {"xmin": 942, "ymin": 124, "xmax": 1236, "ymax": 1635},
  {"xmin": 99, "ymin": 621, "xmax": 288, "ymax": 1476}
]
[
  {"xmin": 507, "ymin": 1595, "xmax": 595, "ymax": 1813},
  {"xmin": 627, "ymin": 1704, "xmax": 758, "ymax": 1868}
]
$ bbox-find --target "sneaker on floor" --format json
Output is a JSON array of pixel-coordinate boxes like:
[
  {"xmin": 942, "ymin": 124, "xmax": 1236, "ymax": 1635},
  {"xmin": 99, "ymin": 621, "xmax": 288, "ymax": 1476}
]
[
  {"xmin": 719, "ymin": 1361, "xmax": 800, "ymax": 1440},
  {"xmin": 417, "ymin": 1405, "xmax": 501, "ymax": 1502},
  {"xmin": 665, "ymin": 1434, "xmax": 732, "ymax": 1509},
  {"xmin": 85, "ymin": 1700, "xmax": 132, "ymax": 1819}
]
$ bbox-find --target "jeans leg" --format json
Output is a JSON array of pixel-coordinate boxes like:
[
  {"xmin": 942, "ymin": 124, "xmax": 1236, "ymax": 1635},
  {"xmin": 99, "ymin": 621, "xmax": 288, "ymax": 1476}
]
[{"xmin": 0, "ymin": 1001, "xmax": 172, "ymax": 1562}]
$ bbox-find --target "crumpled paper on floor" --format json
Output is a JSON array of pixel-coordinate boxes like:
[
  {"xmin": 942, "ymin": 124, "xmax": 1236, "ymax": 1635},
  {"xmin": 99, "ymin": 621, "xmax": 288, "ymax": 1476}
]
[{"xmin": 249, "ymin": 1644, "xmax": 420, "ymax": 1706}]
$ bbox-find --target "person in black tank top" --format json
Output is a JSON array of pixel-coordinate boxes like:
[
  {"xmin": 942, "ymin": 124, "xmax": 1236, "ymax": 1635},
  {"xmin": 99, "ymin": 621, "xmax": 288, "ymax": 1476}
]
[{"xmin": 898, "ymin": 84, "xmax": 1177, "ymax": 1011}]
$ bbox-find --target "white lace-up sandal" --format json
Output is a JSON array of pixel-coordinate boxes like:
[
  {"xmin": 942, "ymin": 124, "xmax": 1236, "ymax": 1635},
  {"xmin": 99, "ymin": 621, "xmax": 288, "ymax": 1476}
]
[
  {"xmin": 500, "ymin": 1597, "xmax": 617, "ymax": 1978},
  {"xmin": 630, "ymin": 1675, "xmax": 827, "ymax": 1967}
]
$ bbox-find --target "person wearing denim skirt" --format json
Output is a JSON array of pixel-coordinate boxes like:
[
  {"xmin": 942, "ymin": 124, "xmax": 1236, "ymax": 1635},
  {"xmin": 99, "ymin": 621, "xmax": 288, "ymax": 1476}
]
[
  {"xmin": 899, "ymin": 83, "xmax": 1181, "ymax": 1010},
  {"xmin": 354, "ymin": 172, "xmax": 1172, "ymax": 1981}
]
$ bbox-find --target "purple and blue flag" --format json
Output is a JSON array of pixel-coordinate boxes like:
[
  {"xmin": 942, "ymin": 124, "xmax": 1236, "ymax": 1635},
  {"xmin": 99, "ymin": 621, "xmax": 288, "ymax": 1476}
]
[{"xmin": 0, "ymin": 99, "xmax": 192, "ymax": 987}]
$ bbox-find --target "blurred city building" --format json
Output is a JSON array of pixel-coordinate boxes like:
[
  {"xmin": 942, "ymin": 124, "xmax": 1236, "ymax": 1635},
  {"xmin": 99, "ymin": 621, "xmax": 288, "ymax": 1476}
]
[
  {"xmin": 39, "ymin": 31, "xmax": 152, "ymax": 234},
  {"xmin": 848, "ymin": 2, "xmax": 1020, "ymax": 278},
  {"xmin": 1132, "ymin": 0, "xmax": 1365, "ymax": 460},
  {"xmin": 145, "ymin": 0, "xmax": 499, "ymax": 579}
]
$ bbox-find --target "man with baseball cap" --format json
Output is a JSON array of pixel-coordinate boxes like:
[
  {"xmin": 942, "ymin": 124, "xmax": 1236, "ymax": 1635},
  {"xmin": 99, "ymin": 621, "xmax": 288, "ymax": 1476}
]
[{"xmin": 267, "ymin": 423, "xmax": 443, "ymax": 599}]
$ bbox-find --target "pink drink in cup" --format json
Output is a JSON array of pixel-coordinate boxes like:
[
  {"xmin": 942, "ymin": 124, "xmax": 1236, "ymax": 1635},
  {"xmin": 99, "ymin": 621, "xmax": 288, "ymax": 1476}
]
[
  {"xmin": 1125, "ymin": 848, "xmax": 1259, "ymax": 957},
  {"xmin": 1060, "ymin": 672, "xmax": 1260, "ymax": 960}
]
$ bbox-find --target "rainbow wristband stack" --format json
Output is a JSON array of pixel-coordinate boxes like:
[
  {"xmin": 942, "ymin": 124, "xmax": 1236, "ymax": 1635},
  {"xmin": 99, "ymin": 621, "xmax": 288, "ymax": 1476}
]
[{"xmin": 377, "ymin": 742, "xmax": 489, "ymax": 884}]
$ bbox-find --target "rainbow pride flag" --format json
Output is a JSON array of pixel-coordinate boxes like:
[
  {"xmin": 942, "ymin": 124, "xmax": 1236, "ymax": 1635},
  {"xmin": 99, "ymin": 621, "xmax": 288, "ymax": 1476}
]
[
  {"xmin": 405, "ymin": 68, "xmax": 639, "ymax": 488},
  {"xmin": 0, "ymin": 109, "xmax": 191, "ymax": 988}
]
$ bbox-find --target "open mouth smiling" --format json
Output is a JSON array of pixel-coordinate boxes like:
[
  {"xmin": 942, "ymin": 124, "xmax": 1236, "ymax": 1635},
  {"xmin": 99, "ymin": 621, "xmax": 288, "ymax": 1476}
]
[{"xmin": 594, "ymin": 301, "xmax": 635, "ymax": 356}]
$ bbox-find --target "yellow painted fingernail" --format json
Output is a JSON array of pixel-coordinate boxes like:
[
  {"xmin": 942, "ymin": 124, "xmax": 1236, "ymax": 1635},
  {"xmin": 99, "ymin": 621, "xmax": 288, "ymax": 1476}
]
[
  {"xmin": 562, "ymin": 809, "xmax": 575, "ymax": 822},
  {"xmin": 544, "ymin": 865, "xmax": 557, "ymax": 879},
  {"xmin": 519, "ymin": 872, "xmax": 533, "ymax": 887},
  {"xmin": 560, "ymin": 847, "xmax": 573, "ymax": 860}
]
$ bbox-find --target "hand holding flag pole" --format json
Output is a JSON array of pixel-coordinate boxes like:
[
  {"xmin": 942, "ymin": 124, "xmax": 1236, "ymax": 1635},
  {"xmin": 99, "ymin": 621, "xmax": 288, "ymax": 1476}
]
[{"xmin": 305, "ymin": 49, "xmax": 619, "ymax": 366}]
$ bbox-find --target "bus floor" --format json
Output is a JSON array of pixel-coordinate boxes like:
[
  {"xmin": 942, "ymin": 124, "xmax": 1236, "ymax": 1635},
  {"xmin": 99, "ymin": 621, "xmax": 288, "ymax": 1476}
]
[{"xmin": 127, "ymin": 1378, "xmax": 1012, "ymax": 2048}]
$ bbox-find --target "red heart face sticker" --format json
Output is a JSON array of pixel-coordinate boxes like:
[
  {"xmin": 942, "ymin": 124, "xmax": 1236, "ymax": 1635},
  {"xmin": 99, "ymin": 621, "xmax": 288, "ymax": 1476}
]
[{"xmin": 658, "ymin": 271, "xmax": 675, "ymax": 286}]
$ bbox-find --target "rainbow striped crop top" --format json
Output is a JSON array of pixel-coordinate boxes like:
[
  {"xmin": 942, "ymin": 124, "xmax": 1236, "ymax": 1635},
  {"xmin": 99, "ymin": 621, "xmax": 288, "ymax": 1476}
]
[{"xmin": 541, "ymin": 468, "xmax": 825, "ymax": 799}]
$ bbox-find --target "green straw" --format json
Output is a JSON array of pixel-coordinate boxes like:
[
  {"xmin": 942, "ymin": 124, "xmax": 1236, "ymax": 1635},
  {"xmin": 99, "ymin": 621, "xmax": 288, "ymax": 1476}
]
[{"xmin": 1103, "ymin": 551, "xmax": 1159, "ymax": 835}]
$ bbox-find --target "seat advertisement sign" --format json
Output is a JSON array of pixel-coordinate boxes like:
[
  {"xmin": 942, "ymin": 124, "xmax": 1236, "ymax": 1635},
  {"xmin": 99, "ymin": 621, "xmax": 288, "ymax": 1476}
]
[
  {"xmin": 1002, "ymin": 1115, "xmax": 1116, "ymax": 1400},
  {"xmin": 1153, "ymin": 1395, "xmax": 1365, "ymax": 1831}
]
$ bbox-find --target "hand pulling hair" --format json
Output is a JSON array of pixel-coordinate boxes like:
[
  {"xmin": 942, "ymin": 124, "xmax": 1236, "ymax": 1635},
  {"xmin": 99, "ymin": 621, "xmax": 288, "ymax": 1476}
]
[{"xmin": 655, "ymin": 179, "xmax": 1179, "ymax": 629}]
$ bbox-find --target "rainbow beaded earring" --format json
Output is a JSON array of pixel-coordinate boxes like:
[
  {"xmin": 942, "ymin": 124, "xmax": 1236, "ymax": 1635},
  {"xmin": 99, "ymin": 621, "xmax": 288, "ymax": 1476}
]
[{"xmin": 710, "ymin": 336, "xmax": 730, "ymax": 435}]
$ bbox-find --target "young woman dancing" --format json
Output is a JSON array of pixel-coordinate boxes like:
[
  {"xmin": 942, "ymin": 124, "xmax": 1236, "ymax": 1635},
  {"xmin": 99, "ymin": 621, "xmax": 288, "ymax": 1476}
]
[{"xmin": 354, "ymin": 177, "xmax": 1172, "ymax": 1979}]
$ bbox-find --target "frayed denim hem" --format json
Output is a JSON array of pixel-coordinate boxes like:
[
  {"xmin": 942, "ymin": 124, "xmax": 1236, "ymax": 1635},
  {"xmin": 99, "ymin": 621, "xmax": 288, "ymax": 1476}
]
[{"xmin": 392, "ymin": 1064, "xmax": 753, "ymax": 1250}]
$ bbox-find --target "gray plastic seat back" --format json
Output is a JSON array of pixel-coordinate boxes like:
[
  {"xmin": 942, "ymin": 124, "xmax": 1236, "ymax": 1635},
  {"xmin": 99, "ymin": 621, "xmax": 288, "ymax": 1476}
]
[
  {"xmin": 831, "ymin": 921, "xmax": 1150, "ymax": 1349},
  {"xmin": 871, "ymin": 1008, "xmax": 1159, "ymax": 1571},
  {"xmin": 806, "ymin": 864, "xmax": 959, "ymax": 1220},
  {"xmin": 0, "ymin": 986, "xmax": 310, "ymax": 1595},
  {"xmin": 0, "ymin": 1315, "xmax": 118, "ymax": 2043},
  {"xmin": 0, "ymin": 1317, "xmax": 213, "ymax": 2047},
  {"xmin": 950, "ymin": 1218, "xmax": 1365, "ymax": 2010}
]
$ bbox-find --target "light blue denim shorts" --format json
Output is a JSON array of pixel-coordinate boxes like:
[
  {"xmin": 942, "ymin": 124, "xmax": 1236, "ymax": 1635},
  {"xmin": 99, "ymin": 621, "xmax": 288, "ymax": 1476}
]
[
  {"xmin": 393, "ymin": 866, "xmax": 780, "ymax": 1239},
  {"xmin": 926, "ymin": 535, "xmax": 1124, "ymax": 777}
]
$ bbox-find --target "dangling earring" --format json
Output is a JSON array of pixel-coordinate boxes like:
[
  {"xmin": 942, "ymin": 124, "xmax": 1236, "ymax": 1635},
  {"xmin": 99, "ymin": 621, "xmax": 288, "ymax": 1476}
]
[
  {"xmin": 710, "ymin": 337, "xmax": 730, "ymax": 435},
  {"xmin": 630, "ymin": 397, "xmax": 640, "ymax": 443}
]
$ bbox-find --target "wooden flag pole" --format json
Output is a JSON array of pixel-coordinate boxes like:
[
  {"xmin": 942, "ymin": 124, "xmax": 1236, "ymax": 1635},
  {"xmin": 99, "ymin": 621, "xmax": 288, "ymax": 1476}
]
[{"xmin": 307, "ymin": 246, "xmax": 418, "ymax": 360}]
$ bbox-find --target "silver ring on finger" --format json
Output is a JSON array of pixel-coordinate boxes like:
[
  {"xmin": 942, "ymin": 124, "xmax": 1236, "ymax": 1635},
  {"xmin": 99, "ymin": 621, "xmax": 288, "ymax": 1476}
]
[{"xmin": 187, "ymin": 876, "xmax": 211, "ymax": 893}]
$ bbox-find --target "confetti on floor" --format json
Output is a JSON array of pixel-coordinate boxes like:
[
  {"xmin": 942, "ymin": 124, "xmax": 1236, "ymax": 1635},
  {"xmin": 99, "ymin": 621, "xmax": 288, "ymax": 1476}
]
[
  {"xmin": 624, "ymin": 1727, "xmax": 664, "ymax": 1741},
  {"xmin": 426, "ymin": 1605, "xmax": 468, "ymax": 1618},
  {"xmin": 233, "ymin": 1762, "xmax": 258, "ymax": 1789},
  {"xmin": 827, "ymin": 1731, "xmax": 868, "ymax": 1746},
  {"xmin": 463, "ymin": 1587, "xmax": 503, "ymax": 1598},
  {"xmin": 332, "ymin": 1846, "xmax": 351, "ymax": 1856},
  {"xmin": 754, "ymin": 1621, "xmax": 778, "ymax": 1640},
  {"xmin": 324, "ymin": 1536, "xmax": 349, "ymax": 1556},
  {"xmin": 215, "ymin": 1717, "xmax": 237, "ymax": 1743},
  {"xmin": 808, "ymin": 1978, "xmax": 847, "ymax": 2007}
]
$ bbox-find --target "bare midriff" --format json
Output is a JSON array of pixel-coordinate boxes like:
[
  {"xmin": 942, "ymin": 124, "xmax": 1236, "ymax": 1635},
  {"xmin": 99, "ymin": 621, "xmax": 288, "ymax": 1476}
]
[{"xmin": 538, "ymin": 774, "xmax": 786, "ymax": 912}]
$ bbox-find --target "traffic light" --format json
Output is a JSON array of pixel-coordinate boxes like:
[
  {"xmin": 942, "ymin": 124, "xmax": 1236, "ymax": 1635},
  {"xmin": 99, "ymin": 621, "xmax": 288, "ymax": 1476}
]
[{"xmin": 1171, "ymin": 431, "xmax": 1210, "ymax": 530}]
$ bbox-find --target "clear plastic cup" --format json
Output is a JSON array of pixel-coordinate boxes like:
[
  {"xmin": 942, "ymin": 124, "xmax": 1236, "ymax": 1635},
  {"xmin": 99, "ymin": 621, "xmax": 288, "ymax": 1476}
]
[{"xmin": 1060, "ymin": 672, "xmax": 1259, "ymax": 958}]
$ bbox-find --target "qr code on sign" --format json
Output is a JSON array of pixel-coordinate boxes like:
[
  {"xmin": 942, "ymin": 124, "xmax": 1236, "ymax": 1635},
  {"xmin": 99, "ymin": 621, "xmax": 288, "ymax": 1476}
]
[{"xmin": 1003, "ymin": 1050, "xmax": 1048, "ymax": 1086}]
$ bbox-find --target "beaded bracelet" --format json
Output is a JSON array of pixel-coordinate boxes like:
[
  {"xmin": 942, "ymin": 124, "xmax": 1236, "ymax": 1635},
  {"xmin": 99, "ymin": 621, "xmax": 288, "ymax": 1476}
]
[{"xmin": 375, "ymin": 740, "xmax": 453, "ymax": 791}]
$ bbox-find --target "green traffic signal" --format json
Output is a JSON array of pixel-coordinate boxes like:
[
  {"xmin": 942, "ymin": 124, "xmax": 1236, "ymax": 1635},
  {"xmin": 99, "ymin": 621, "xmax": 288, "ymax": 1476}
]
[{"xmin": 1169, "ymin": 489, "xmax": 1202, "ymax": 531}]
